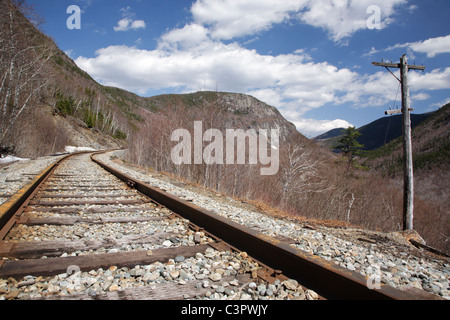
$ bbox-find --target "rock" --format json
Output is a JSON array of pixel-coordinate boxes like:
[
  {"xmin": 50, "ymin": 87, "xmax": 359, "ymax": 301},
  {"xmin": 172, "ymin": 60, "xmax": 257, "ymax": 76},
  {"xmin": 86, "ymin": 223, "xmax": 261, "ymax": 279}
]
[
  {"xmin": 277, "ymin": 290, "xmax": 288, "ymax": 299},
  {"xmin": 306, "ymin": 290, "xmax": 319, "ymax": 300},
  {"xmin": 179, "ymin": 270, "xmax": 190, "ymax": 281},
  {"xmin": 47, "ymin": 284, "xmax": 60, "ymax": 293},
  {"xmin": 18, "ymin": 279, "xmax": 36, "ymax": 287},
  {"xmin": 268, "ymin": 284, "xmax": 277, "ymax": 293},
  {"xmin": 385, "ymin": 261, "xmax": 397, "ymax": 268},
  {"xmin": 162, "ymin": 240, "xmax": 172, "ymax": 247},
  {"xmin": 257, "ymin": 283, "xmax": 266, "ymax": 295},
  {"xmin": 5, "ymin": 290, "xmax": 20, "ymax": 300},
  {"xmin": 241, "ymin": 293, "xmax": 252, "ymax": 300},
  {"xmin": 143, "ymin": 271, "xmax": 160, "ymax": 282},
  {"xmin": 239, "ymin": 252, "xmax": 248, "ymax": 259},
  {"xmin": 109, "ymin": 284, "xmax": 119, "ymax": 292},
  {"xmin": 216, "ymin": 286, "xmax": 225, "ymax": 293},
  {"xmin": 195, "ymin": 253, "xmax": 204, "ymax": 259},
  {"xmin": 248, "ymin": 282, "xmax": 257, "ymax": 289},
  {"xmin": 196, "ymin": 274, "xmax": 206, "ymax": 280},
  {"xmin": 175, "ymin": 256, "xmax": 185, "ymax": 263},
  {"xmin": 215, "ymin": 268, "xmax": 226, "ymax": 275},
  {"xmin": 230, "ymin": 279, "xmax": 239, "ymax": 286},
  {"xmin": 87, "ymin": 288, "xmax": 97, "ymax": 297},
  {"xmin": 283, "ymin": 279, "xmax": 298, "ymax": 290},
  {"xmin": 347, "ymin": 263, "xmax": 356, "ymax": 271},
  {"xmin": 209, "ymin": 273, "xmax": 222, "ymax": 282}
]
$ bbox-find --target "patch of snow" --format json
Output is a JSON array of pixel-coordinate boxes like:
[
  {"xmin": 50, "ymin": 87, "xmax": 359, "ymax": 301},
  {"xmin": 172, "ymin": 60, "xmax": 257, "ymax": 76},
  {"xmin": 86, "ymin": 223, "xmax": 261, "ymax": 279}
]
[
  {"xmin": 0, "ymin": 155, "xmax": 30, "ymax": 164},
  {"xmin": 65, "ymin": 146, "xmax": 96, "ymax": 153}
]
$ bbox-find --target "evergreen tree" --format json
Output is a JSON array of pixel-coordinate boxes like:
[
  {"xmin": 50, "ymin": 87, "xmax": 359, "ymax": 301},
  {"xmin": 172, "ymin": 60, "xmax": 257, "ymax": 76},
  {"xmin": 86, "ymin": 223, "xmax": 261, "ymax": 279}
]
[{"xmin": 335, "ymin": 127, "xmax": 364, "ymax": 163}]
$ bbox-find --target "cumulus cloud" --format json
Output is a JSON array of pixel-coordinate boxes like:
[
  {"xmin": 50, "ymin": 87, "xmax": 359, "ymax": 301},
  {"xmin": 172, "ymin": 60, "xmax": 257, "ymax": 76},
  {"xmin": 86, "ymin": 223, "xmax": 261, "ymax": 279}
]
[
  {"xmin": 388, "ymin": 35, "xmax": 450, "ymax": 58},
  {"xmin": 291, "ymin": 118, "xmax": 353, "ymax": 138},
  {"xmin": 75, "ymin": 41, "xmax": 359, "ymax": 109},
  {"xmin": 191, "ymin": 0, "xmax": 305, "ymax": 40},
  {"xmin": 114, "ymin": 18, "xmax": 146, "ymax": 31},
  {"xmin": 410, "ymin": 67, "xmax": 450, "ymax": 90},
  {"xmin": 190, "ymin": 0, "xmax": 407, "ymax": 42},
  {"xmin": 297, "ymin": 0, "xmax": 407, "ymax": 43},
  {"xmin": 113, "ymin": 7, "xmax": 146, "ymax": 32},
  {"xmin": 160, "ymin": 24, "xmax": 210, "ymax": 49}
]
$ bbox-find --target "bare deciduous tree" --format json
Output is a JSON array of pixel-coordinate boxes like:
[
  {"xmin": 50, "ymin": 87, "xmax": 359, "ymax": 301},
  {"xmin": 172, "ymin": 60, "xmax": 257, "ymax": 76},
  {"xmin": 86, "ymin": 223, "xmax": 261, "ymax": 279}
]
[
  {"xmin": 278, "ymin": 144, "xmax": 320, "ymax": 209},
  {"xmin": 0, "ymin": 0, "xmax": 53, "ymax": 149}
]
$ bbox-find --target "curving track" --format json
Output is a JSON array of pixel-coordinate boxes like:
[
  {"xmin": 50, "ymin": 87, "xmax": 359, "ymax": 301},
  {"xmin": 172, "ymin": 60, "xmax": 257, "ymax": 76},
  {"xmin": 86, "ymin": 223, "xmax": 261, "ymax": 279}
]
[{"xmin": 0, "ymin": 152, "xmax": 423, "ymax": 300}]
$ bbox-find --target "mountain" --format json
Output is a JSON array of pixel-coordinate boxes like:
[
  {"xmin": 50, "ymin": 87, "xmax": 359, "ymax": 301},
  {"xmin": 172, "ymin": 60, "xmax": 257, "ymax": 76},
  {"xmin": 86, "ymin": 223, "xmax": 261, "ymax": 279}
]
[
  {"xmin": 364, "ymin": 103, "xmax": 450, "ymax": 174},
  {"xmin": 313, "ymin": 128, "xmax": 346, "ymax": 141},
  {"xmin": 144, "ymin": 91, "xmax": 305, "ymax": 143},
  {"xmin": 314, "ymin": 113, "xmax": 433, "ymax": 151}
]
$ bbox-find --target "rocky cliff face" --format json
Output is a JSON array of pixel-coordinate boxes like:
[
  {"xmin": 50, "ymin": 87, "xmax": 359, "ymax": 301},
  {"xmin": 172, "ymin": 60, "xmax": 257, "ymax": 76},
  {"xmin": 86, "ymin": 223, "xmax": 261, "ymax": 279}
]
[
  {"xmin": 144, "ymin": 91, "xmax": 305, "ymax": 146},
  {"xmin": 218, "ymin": 93, "xmax": 299, "ymax": 141}
]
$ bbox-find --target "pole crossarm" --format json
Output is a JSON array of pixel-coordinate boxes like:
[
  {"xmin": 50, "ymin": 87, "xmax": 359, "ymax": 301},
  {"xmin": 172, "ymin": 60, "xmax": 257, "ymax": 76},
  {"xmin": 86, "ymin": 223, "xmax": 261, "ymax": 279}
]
[{"xmin": 372, "ymin": 61, "xmax": 426, "ymax": 71}]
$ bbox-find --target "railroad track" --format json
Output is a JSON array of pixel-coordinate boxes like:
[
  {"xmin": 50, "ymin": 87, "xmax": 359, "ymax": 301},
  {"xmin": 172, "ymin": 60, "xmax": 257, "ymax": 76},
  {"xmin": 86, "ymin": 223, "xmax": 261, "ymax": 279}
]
[{"xmin": 0, "ymin": 152, "xmax": 422, "ymax": 300}]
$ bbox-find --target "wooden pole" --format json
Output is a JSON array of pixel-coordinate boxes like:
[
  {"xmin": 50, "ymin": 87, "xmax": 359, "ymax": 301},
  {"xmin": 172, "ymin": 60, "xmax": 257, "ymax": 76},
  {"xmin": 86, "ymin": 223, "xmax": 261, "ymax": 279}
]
[
  {"xmin": 400, "ymin": 54, "xmax": 414, "ymax": 231},
  {"xmin": 372, "ymin": 55, "xmax": 425, "ymax": 231}
]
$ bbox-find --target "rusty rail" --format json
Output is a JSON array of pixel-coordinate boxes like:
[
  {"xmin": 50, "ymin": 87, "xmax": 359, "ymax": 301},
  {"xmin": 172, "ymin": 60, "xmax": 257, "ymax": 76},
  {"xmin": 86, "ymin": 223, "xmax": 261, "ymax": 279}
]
[
  {"xmin": 0, "ymin": 154, "xmax": 74, "ymax": 239},
  {"xmin": 91, "ymin": 152, "xmax": 422, "ymax": 300},
  {"xmin": 0, "ymin": 151, "xmax": 101, "ymax": 239}
]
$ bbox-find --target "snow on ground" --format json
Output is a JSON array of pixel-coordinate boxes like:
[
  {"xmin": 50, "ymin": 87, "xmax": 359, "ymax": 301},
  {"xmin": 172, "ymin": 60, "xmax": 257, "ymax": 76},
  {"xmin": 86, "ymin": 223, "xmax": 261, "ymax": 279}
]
[
  {"xmin": 64, "ymin": 146, "xmax": 97, "ymax": 153},
  {"xmin": 0, "ymin": 155, "xmax": 30, "ymax": 165}
]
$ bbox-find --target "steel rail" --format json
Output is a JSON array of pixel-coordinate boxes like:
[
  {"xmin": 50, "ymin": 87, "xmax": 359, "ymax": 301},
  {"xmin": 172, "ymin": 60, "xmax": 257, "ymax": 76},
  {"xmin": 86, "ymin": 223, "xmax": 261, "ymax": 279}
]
[
  {"xmin": 0, "ymin": 153, "xmax": 78, "ymax": 239},
  {"xmin": 91, "ymin": 152, "xmax": 423, "ymax": 300}
]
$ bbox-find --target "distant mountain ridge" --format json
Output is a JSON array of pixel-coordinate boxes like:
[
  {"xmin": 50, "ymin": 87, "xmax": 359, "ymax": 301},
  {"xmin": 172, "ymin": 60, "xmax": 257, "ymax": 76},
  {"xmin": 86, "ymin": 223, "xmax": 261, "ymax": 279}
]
[
  {"xmin": 364, "ymin": 104, "xmax": 450, "ymax": 174},
  {"xmin": 314, "ymin": 113, "xmax": 433, "ymax": 151}
]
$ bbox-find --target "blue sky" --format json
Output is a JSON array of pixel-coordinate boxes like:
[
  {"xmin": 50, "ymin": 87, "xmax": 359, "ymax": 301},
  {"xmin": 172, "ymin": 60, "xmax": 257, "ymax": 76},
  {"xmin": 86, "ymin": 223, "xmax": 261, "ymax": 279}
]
[{"xmin": 28, "ymin": 0, "xmax": 450, "ymax": 137}]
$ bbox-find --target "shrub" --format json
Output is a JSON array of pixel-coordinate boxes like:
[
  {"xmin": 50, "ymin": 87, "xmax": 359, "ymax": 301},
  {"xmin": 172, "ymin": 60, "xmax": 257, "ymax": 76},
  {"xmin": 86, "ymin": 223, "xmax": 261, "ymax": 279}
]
[{"xmin": 54, "ymin": 92, "xmax": 75, "ymax": 117}]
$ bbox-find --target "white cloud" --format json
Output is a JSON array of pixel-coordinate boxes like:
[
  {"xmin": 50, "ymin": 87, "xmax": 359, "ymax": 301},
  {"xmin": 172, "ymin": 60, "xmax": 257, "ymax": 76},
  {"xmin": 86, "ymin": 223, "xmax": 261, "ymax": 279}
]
[
  {"xmin": 131, "ymin": 20, "xmax": 146, "ymax": 30},
  {"xmin": 113, "ymin": 7, "xmax": 146, "ymax": 32},
  {"xmin": 191, "ymin": 0, "xmax": 305, "ymax": 40},
  {"xmin": 292, "ymin": 118, "xmax": 353, "ymax": 138},
  {"xmin": 363, "ymin": 46, "xmax": 380, "ymax": 57},
  {"xmin": 160, "ymin": 24, "xmax": 210, "ymax": 49},
  {"xmin": 190, "ymin": 0, "xmax": 407, "ymax": 42},
  {"xmin": 114, "ymin": 18, "xmax": 146, "ymax": 31},
  {"xmin": 389, "ymin": 35, "xmax": 450, "ymax": 58},
  {"xmin": 410, "ymin": 67, "xmax": 450, "ymax": 91},
  {"xmin": 411, "ymin": 92, "xmax": 430, "ymax": 101},
  {"xmin": 113, "ymin": 18, "xmax": 130, "ymax": 31},
  {"xmin": 298, "ymin": 0, "xmax": 407, "ymax": 43},
  {"xmin": 76, "ymin": 41, "xmax": 359, "ymax": 109}
]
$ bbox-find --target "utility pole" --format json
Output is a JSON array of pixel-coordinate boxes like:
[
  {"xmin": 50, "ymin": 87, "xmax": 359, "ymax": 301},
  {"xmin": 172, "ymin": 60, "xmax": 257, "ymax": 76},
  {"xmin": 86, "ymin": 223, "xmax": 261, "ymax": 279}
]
[{"xmin": 372, "ymin": 55, "xmax": 425, "ymax": 231}]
